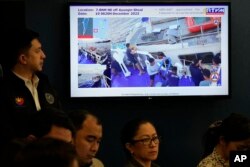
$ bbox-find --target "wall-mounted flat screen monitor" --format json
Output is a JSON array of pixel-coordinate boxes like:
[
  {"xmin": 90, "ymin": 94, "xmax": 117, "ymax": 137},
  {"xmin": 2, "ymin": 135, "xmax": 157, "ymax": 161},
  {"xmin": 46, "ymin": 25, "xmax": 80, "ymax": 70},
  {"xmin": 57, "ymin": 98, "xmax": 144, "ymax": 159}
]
[{"xmin": 69, "ymin": 2, "xmax": 230, "ymax": 97}]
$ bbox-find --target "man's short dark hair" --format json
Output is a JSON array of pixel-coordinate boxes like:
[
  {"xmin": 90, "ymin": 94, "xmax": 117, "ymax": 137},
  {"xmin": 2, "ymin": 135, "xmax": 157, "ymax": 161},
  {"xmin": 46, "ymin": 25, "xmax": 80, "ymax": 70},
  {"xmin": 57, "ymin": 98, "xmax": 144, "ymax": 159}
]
[
  {"xmin": 172, "ymin": 66, "xmax": 177, "ymax": 72},
  {"xmin": 158, "ymin": 52, "xmax": 165, "ymax": 57},
  {"xmin": 192, "ymin": 58, "xmax": 199, "ymax": 65},
  {"xmin": 126, "ymin": 43, "xmax": 130, "ymax": 48},
  {"xmin": 148, "ymin": 57, "xmax": 155, "ymax": 63},
  {"xmin": 2, "ymin": 28, "xmax": 40, "ymax": 69},
  {"xmin": 202, "ymin": 69, "xmax": 211, "ymax": 78},
  {"xmin": 68, "ymin": 109, "xmax": 102, "ymax": 131}
]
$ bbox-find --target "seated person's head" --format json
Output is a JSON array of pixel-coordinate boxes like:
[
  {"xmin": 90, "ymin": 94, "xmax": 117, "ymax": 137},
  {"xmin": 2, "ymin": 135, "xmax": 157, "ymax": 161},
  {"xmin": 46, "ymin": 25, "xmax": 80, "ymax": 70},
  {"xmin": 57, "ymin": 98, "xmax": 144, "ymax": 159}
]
[
  {"xmin": 121, "ymin": 117, "xmax": 160, "ymax": 165},
  {"xmin": 202, "ymin": 113, "xmax": 250, "ymax": 160},
  {"xmin": 201, "ymin": 69, "xmax": 211, "ymax": 79},
  {"xmin": 14, "ymin": 138, "xmax": 78, "ymax": 167},
  {"xmin": 31, "ymin": 107, "xmax": 75, "ymax": 143},
  {"xmin": 148, "ymin": 57, "xmax": 155, "ymax": 65},
  {"xmin": 158, "ymin": 52, "xmax": 165, "ymax": 59},
  {"xmin": 192, "ymin": 58, "xmax": 200, "ymax": 66},
  {"xmin": 69, "ymin": 110, "xmax": 102, "ymax": 166},
  {"xmin": 220, "ymin": 113, "xmax": 250, "ymax": 152},
  {"xmin": 130, "ymin": 46, "xmax": 137, "ymax": 54},
  {"xmin": 171, "ymin": 66, "xmax": 178, "ymax": 73}
]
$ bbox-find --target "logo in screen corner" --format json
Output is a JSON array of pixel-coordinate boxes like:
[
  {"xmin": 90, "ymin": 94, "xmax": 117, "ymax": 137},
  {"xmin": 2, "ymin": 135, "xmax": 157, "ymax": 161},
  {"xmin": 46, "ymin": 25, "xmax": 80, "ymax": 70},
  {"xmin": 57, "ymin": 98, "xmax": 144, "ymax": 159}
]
[
  {"xmin": 230, "ymin": 151, "xmax": 249, "ymax": 167},
  {"xmin": 206, "ymin": 8, "xmax": 225, "ymax": 15}
]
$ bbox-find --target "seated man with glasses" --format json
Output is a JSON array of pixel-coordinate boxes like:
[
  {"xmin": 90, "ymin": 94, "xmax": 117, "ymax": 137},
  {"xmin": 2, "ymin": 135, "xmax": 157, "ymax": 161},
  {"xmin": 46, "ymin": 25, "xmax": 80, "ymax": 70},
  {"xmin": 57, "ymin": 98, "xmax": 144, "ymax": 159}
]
[{"xmin": 121, "ymin": 117, "xmax": 160, "ymax": 167}]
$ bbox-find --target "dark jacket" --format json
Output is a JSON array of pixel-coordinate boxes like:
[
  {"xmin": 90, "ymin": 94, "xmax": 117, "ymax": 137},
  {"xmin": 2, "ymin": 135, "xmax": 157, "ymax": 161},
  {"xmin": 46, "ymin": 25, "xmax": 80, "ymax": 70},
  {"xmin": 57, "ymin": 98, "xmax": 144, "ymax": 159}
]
[
  {"xmin": 124, "ymin": 157, "xmax": 160, "ymax": 167},
  {"xmin": 0, "ymin": 71, "xmax": 61, "ymax": 143},
  {"xmin": 189, "ymin": 64, "xmax": 204, "ymax": 86}
]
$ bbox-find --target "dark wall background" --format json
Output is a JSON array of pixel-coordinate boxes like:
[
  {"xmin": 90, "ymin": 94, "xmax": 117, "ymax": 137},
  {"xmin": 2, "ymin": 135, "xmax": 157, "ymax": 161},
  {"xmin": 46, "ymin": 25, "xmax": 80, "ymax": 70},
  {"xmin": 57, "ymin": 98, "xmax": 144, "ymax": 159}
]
[{"xmin": 1, "ymin": 0, "xmax": 250, "ymax": 166}]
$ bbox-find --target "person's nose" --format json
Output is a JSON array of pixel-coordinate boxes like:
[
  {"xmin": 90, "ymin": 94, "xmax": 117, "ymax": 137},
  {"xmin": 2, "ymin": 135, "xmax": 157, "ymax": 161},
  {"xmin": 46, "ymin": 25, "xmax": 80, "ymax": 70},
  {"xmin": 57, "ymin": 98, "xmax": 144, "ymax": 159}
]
[
  {"xmin": 41, "ymin": 50, "xmax": 46, "ymax": 59},
  {"xmin": 90, "ymin": 141, "xmax": 100, "ymax": 152}
]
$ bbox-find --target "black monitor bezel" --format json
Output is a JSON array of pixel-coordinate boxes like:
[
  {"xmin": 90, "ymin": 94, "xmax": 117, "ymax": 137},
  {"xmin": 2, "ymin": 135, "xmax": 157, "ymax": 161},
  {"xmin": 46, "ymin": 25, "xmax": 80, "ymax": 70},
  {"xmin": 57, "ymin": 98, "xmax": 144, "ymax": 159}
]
[{"xmin": 68, "ymin": 1, "xmax": 231, "ymax": 100}]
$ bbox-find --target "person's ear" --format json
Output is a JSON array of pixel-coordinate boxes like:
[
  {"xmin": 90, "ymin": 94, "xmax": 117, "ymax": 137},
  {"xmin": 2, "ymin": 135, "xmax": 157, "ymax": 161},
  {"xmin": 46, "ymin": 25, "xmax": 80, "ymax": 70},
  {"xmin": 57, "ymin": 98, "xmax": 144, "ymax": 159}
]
[
  {"xmin": 19, "ymin": 54, "xmax": 28, "ymax": 64},
  {"xmin": 125, "ymin": 142, "xmax": 134, "ymax": 155}
]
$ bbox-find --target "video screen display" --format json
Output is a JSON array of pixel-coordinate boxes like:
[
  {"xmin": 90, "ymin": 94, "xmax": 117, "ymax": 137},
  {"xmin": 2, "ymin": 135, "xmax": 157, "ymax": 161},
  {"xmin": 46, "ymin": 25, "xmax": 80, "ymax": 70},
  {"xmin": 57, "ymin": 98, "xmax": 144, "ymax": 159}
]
[{"xmin": 69, "ymin": 2, "xmax": 229, "ymax": 97}]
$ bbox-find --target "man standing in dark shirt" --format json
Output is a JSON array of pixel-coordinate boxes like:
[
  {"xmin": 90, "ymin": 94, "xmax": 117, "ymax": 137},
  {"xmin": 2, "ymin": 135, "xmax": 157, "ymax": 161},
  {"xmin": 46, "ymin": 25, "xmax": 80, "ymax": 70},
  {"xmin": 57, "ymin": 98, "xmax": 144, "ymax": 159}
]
[
  {"xmin": 166, "ymin": 66, "xmax": 179, "ymax": 86},
  {"xmin": 0, "ymin": 28, "xmax": 61, "ymax": 145},
  {"xmin": 189, "ymin": 58, "xmax": 204, "ymax": 86}
]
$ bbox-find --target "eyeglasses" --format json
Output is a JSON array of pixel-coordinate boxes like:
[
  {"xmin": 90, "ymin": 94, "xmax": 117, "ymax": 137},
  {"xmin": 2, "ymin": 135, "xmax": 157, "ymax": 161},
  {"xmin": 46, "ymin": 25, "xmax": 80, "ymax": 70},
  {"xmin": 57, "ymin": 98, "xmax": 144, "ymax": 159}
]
[{"xmin": 132, "ymin": 136, "xmax": 161, "ymax": 146}]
